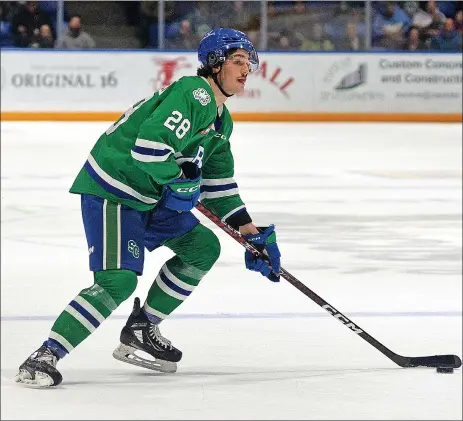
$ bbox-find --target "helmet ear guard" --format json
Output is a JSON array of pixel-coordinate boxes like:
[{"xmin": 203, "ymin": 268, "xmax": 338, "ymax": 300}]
[{"xmin": 206, "ymin": 50, "xmax": 223, "ymax": 68}]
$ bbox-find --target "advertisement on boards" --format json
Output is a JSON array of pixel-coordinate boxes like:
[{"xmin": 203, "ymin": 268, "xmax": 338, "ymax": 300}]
[
  {"xmin": 313, "ymin": 54, "xmax": 462, "ymax": 113},
  {"xmin": 0, "ymin": 50, "xmax": 461, "ymax": 117}
]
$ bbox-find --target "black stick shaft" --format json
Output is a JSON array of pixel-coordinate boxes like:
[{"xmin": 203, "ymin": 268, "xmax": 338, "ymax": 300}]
[{"xmin": 195, "ymin": 202, "xmax": 461, "ymax": 369}]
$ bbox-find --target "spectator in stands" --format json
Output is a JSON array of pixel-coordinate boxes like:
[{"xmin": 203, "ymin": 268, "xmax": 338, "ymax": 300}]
[
  {"xmin": 166, "ymin": 19, "xmax": 197, "ymax": 50},
  {"xmin": 300, "ymin": 22, "xmax": 334, "ymax": 50},
  {"xmin": 436, "ymin": 1, "xmax": 458, "ymax": 19},
  {"xmin": 267, "ymin": 1, "xmax": 279, "ymax": 18},
  {"xmin": 403, "ymin": 1, "xmax": 421, "ymax": 19},
  {"xmin": 292, "ymin": 1, "xmax": 306, "ymax": 15},
  {"xmin": 0, "ymin": 2, "xmax": 11, "ymax": 21},
  {"xmin": 185, "ymin": 2, "xmax": 213, "ymax": 40},
  {"xmin": 430, "ymin": 18, "xmax": 462, "ymax": 51},
  {"xmin": 11, "ymin": 1, "xmax": 52, "ymax": 48},
  {"xmin": 403, "ymin": 26, "xmax": 427, "ymax": 50},
  {"xmin": 242, "ymin": 14, "xmax": 260, "ymax": 46},
  {"xmin": 372, "ymin": 1, "xmax": 410, "ymax": 49},
  {"xmin": 30, "ymin": 23, "xmax": 54, "ymax": 48},
  {"xmin": 420, "ymin": 1, "xmax": 447, "ymax": 39},
  {"xmin": 0, "ymin": 3, "xmax": 13, "ymax": 47},
  {"xmin": 412, "ymin": 1, "xmax": 445, "ymax": 28},
  {"xmin": 336, "ymin": 22, "xmax": 364, "ymax": 50},
  {"xmin": 213, "ymin": 1, "xmax": 258, "ymax": 32},
  {"xmin": 454, "ymin": 10, "xmax": 462, "ymax": 34},
  {"xmin": 275, "ymin": 30, "xmax": 296, "ymax": 51},
  {"xmin": 55, "ymin": 15, "xmax": 95, "ymax": 49},
  {"xmin": 137, "ymin": 1, "xmax": 158, "ymax": 47},
  {"xmin": 120, "ymin": 1, "xmax": 141, "ymax": 27}
]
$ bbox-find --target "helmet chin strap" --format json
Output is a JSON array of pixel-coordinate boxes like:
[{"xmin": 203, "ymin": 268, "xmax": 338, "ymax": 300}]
[{"xmin": 212, "ymin": 66, "xmax": 234, "ymax": 98}]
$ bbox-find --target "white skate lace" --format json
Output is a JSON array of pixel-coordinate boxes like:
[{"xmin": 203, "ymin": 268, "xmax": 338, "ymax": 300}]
[
  {"xmin": 149, "ymin": 324, "xmax": 173, "ymax": 350},
  {"xmin": 31, "ymin": 348, "xmax": 58, "ymax": 367}
]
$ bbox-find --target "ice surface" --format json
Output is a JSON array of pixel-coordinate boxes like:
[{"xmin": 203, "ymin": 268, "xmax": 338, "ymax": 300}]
[{"xmin": 1, "ymin": 122, "xmax": 462, "ymax": 420}]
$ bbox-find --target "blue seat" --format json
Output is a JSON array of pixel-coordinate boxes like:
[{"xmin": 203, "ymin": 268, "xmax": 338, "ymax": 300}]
[
  {"xmin": 165, "ymin": 22, "xmax": 180, "ymax": 39},
  {"xmin": 39, "ymin": 1, "xmax": 58, "ymax": 14},
  {"xmin": 0, "ymin": 21, "xmax": 14, "ymax": 47},
  {"xmin": 148, "ymin": 23, "xmax": 180, "ymax": 47},
  {"xmin": 436, "ymin": 1, "xmax": 457, "ymax": 18},
  {"xmin": 148, "ymin": 23, "xmax": 159, "ymax": 47}
]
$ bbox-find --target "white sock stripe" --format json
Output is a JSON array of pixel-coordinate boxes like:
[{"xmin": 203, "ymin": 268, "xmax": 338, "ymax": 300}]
[
  {"xmin": 48, "ymin": 331, "xmax": 74, "ymax": 353},
  {"xmin": 162, "ymin": 264, "xmax": 195, "ymax": 291},
  {"xmin": 143, "ymin": 302, "xmax": 168, "ymax": 320},
  {"xmin": 221, "ymin": 205, "xmax": 246, "ymax": 222},
  {"xmin": 74, "ymin": 296, "xmax": 105, "ymax": 324},
  {"xmin": 155, "ymin": 274, "xmax": 187, "ymax": 301},
  {"xmin": 64, "ymin": 305, "xmax": 96, "ymax": 333}
]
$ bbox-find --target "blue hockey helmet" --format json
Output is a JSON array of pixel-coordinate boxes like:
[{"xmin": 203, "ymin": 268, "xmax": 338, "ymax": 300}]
[{"xmin": 198, "ymin": 28, "xmax": 259, "ymax": 73}]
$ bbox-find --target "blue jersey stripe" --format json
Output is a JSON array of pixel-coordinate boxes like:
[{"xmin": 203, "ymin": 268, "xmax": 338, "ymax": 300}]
[
  {"xmin": 200, "ymin": 183, "xmax": 238, "ymax": 193},
  {"xmin": 132, "ymin": 146, "xmax": 172, "ymax": 156},
  {"xmin": 84, "ymin": 161, "xmax": 145, "ymax": 203}
]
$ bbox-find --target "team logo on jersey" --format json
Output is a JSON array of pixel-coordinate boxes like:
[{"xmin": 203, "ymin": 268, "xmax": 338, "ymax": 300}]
[
  {"xmin": 193, "ymin": 88, "xmax": 211, "ymax": 106},
  {"xmin": 128, "ymin": 240, "xmax": 140, "ymax": 258}
]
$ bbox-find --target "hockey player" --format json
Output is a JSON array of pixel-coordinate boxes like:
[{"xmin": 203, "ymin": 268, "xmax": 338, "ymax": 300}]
[{"xmin": 14, "ymin": 28, "xmax": 281, "ymax": 387}]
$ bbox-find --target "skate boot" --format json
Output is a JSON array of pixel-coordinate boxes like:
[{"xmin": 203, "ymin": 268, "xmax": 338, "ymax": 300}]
[
  {"xmin": 14, "ymin": 342, "xmax": 62, "ymax": 387},
  {"xmin": 112, "ymin": 297, "xmax": 182, "ymax": 373}
]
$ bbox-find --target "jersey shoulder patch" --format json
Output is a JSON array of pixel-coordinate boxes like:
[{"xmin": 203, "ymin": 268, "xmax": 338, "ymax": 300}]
[
  {"xmin": 193, "ymin": 87, "xmax": 211, "ymax": 106},
  {"xmin": 178, "ymin": 76, "xmax": 215, "ymax": 106}
]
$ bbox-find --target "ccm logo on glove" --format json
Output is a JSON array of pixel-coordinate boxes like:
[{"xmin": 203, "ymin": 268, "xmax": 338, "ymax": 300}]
[{"xmin": 174, "ymin": 185, "xmax": 201, "ymax": 193}]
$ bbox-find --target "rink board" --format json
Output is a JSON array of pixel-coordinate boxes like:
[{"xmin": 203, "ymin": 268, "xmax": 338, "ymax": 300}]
[{"xmin": 1, "ymin": 50, "xmax": 461, "ymax": 122}]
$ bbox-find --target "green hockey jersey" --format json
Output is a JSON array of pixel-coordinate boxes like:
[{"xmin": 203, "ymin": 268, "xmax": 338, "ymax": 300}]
[{"xmin": 70, "ymin": 76, "xmax": 247, "ymax": 221}]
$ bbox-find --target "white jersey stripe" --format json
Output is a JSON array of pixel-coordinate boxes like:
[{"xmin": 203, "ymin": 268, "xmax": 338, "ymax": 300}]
[
  {"xmin": 87, "ymin": 154, "xmax": 157, "ymax": 204},
  {"xmin": 202, "ymin": 177, "xmax": 236, "ymax": 186},
  {"xmin": 200, "ymin": 188, "xmax": 239, "ymax": 200},
  {"xmin": 221, "ymin": 205, "xmax": 246, "ymax": 222},
  {"xmin": 135, "ymin": 138, "xmax": 175, "ymax": 153},
  {"xmin": 131, "ymin": 151, "xmax": 172, "ymax": 163}
]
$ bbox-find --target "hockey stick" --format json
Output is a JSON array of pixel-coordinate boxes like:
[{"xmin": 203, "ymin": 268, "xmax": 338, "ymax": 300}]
[{"xmin": 195, "ymin": 202, "xmax": 461, "ymax": 369}]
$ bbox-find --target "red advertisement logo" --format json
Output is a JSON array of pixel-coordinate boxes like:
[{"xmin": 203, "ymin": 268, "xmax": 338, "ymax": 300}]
[{"xmin": 151, "ymin": 57, "xmax": 192, "ymax": 90}]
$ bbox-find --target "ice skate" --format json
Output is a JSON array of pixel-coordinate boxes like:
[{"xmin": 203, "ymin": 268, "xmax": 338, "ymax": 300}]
[
  {"xmin": 112, "ymin": 297, "xmax": 182, "ymax": 373},
  {"xmin": 14, "ymin": 343, "xmax": 62, "ymax": 387}
]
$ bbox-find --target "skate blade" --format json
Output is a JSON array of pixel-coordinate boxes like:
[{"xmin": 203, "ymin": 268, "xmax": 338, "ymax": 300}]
[
  {"xmin": 13, "ymin": 370, "xmax": 55, "ymax": 388},
  {"xmin": 112, "ymin": 343, "xmax": 177, "ymax": 373}
]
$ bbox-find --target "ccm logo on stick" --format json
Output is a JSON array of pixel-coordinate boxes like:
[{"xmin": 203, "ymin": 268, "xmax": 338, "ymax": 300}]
[{"xmin": 322, "ymin": 304, "xmax": 363, "ymax": 334}]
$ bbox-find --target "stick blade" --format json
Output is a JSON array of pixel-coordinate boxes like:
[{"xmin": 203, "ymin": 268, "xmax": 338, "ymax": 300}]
[{"xmin": 398, "ymin": 354, "xmax": 462, "ymax": 368}]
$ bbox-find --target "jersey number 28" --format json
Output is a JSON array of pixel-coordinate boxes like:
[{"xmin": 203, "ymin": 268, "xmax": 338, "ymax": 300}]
[{"xmin": 163, "ymin": 111, "xmax": 191, "ymax": 140}]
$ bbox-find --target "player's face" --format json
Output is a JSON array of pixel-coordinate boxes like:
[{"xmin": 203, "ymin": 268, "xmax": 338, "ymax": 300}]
[{"xmin": 219, "ymin": 49, "xmax": 251, "ymax": 95}]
